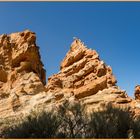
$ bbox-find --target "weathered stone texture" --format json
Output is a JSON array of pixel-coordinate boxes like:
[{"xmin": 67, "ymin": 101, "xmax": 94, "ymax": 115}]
[
  {"xmin": 46, "ymin": 38, "xmax": 132, "ymax": 112},
  {"xmin": 0, "ymin": 31, "xmax": 139, "ymax": 119},
  {"xmin": 0, "ymin": 30, "xmax": 46, "ymax": 118}
]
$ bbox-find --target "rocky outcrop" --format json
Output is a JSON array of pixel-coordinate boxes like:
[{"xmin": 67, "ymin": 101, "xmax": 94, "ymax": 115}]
[
  {"xmin": 134, "ymin": 85, "xmax": 140, "ymax": 100},
  {"xmin": 0, "ymin": 30, "xmax": 46, "ymax": 118},
  {"xmin": 46, "ymin": 38, "xmax": 132, "ymax": 112},
  {"xmin": 47, "ymin": 39, "xmax": 116, "ymax": 92},
  {"xmin": 0, "ymin": 30, "xmax": 139, "ymax": 120}
]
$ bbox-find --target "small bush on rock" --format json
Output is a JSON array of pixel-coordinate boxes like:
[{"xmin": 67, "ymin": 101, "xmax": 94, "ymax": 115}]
[
  {"xmin": 1, "ymin": 108, "xmax": 60, "ymax": 138},
  {"xmin": 87, "ymin": 103, "xmax": 133, "ymax": 138},
  {"xmin": 56, "ymin": 100, "xmax": 88, "ymax": 138}
]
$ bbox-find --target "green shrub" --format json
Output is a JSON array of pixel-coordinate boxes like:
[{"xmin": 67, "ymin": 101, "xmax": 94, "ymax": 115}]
[
  {"xmin": 131, "ymin": 116, "xmax": 140, "ymax": 138},
  {"xmin": 56, "ymin": 100, "xmax": 88, "ymax": 138},
  {"xmin": 1, "ymin": 100, "xmax": 140, "ymax": 138},
  {"xmin": 87, "ymin": 103, "xmax": 133, "ymax": 138},
  {"xmin": 2, "ymin": 108, "xmax": 60, "ymax": 138},
  {"xmin": 1, "ymin": 100, "xmax": 87, "ymax": 138}
]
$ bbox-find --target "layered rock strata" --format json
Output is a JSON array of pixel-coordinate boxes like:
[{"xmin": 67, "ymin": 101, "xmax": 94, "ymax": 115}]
[
  {"xmin": 46, "ymin": 38, "xmax": 132, "ymax": 112},
  {"xmin": 0, "ymin": 30, "xmax": 139, "ymax": 119}
]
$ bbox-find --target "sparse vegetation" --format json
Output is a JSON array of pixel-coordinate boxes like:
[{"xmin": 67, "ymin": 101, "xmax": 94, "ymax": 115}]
[
  {"xmin": 56, "ymin": 100, "xmax": 88, "ymax": 138},
  {"xmin": 1, "ymin": 100, "xmax": 140, "ymax": 138},
  {"xmin": 1, "ymin": 108, "xmax": 60, "ymax": 138},
  {"xmin": 131, "ymin": 116, "xmax": 140, "ymax": 138},
  {"xmin": 87, "ymin": 103, "xmax": 132, "ymax": 138}
]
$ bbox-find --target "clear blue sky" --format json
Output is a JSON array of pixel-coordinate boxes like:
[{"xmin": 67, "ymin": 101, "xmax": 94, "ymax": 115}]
[{"xmin": 0, "ymin": 2, "xmax": 140, "ymax": 97}]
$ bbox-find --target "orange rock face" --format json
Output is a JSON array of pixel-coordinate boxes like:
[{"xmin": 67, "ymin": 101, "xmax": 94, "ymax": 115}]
[
  {"xmin": 0, "ymin": 30, "xmax": 46, "ymax": 118},
  {"xmin": 0, "ymin": 30, "xmax": 139, "ymax": 119},
  {"xmin": 47, "ymin": 39, "xmax": 116, "ymax": 92},
  {"xmin": 135, "ymin": 85, "xmax": 140, "ymax": 100},
  {"xmin": 46, "ymin": 38, "xmax": 132, "ymax": 112}
]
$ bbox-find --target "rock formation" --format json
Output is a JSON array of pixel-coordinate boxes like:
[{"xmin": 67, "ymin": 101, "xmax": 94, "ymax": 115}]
[
  {"xmin": 135, "ymin": 85, "xmax": 140, "ymax": 100},
  {"xmin": 0, "ymin": 30, "xmax": 46, "ymax": 118},
  {"xmin": 0, "ymin": 30, "xmax": 139, "ymax": 120},
  {"xmin": 46, "ymin": 38, "xmax": 132, "ymax": 112}
]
